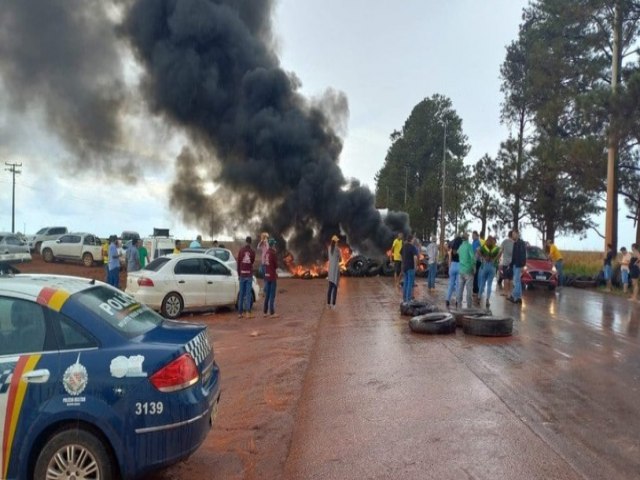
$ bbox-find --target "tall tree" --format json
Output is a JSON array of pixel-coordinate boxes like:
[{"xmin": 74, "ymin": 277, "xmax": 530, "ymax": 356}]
[{"xmin": 375, "ymin": 94, "xmax": 470, "ymax": 239}]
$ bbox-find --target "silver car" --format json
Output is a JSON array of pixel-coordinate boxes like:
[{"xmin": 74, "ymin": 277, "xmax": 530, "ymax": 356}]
[{"xmin": 0, "ymin": 232, "xmax": 32, "ymax": 263}]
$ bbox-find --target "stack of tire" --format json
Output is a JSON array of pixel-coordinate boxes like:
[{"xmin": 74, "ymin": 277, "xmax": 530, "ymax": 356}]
[
  {"xmin": 345, "ymin": 255, "xmax": 384, "ymax": 277},
  {"xmin": 403, "ymin": 301, "xmax": 514, "ymax": 337}
]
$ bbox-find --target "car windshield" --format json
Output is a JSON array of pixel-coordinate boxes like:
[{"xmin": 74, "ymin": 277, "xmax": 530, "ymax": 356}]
[
  {"xmin": 74, "ymin": 286, "xmax": 163, "ymax": 337},
  {"xmin": 36, "ymin": 228, "xmax": 47, "ymax": 234},
  {"xmin": 145, "ymin": 257, "xmax": 171, "ymax": 272},
  {"xmin": 527, "ymin": 247, "xmax": 548, "ymax": 260}
]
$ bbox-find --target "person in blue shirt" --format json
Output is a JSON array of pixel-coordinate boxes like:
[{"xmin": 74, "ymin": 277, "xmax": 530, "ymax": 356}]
[
  {"xmin": 189, "ymin": 235, "xmax": 202, "ymax": 248},
  {"xmin": 108, "ymin": 235, "xmax": 120, "ymax": 288}
]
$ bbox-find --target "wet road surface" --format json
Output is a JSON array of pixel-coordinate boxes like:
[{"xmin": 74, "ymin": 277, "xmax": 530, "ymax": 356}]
[{"xmin": 284, "ymin": 279, "xmax": 640, "ymax": 480}]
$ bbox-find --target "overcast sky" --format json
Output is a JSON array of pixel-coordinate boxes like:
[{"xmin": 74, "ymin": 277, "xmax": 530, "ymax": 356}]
[{"xmin": 0, "ymin": 0, "xmax": 634, "ymax": 250}]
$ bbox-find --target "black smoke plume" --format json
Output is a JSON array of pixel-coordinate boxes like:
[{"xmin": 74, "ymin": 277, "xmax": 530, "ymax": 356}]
[
  {"xmin": 125, "ymin": 0, "xmax": 408, "ymax": 261},
  {"xmin": 0, "ymin": 0, "xmax": 129, "ymax": 175}
]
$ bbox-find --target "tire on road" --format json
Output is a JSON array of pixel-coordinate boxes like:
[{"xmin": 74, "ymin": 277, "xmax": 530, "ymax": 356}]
[
  {"xmin": 381, "ymin": 259, "xmax": 395, "ymax": 276},
  {"xmin": 400, "ymin": 300, "xmax": 438, "ymax": 317},
  {"xmin": 347, "ymin": 255, "xmax": 369, "ymax": 277},
  {"xmin": 462, "ymin": 315, "xmax": 514, "ymax": 337},
  {"xmin": 366, "ymin": 260, "xmax": 381, "ymax": 277},
  {"xmin": 573, "ymin": 277, "xmax": 597, "ymax": 288},
  {"xmin": 449, "ymin": 308, "xmax": 492, "ymax": 328},
  {"xmin": 409, "ymin": 313, "xmax": 456, "ymax": 334}
]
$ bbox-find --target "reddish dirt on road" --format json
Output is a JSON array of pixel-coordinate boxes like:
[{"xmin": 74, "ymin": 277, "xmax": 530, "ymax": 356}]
[{"xmin": 16, "ymin": 256, "xmax": 328, "ymax": 480}]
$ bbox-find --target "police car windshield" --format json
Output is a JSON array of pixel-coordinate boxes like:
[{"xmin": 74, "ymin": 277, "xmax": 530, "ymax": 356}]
[{"xmin": 75, "ymin": 286, "xmax": 163, "ymax": 337}]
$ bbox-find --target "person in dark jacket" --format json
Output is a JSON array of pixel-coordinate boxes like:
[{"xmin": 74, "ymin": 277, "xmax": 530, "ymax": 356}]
[
  {"xmin": 237, "ymin": 236, "xmax": 256, "ymax": 318},
  {"xmin": 508, "ymin": 229, "xmax": 526, "ymax": 304},
  {"xmin": 263, "ymin": 238, "xmax": 279, "ymax": 317}
]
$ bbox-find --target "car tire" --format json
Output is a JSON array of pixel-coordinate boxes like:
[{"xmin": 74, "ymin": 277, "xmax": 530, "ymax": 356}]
[
  {"xmin": 34, "ymin": 428, "xmax": 113, "ymax": 480},
  {"xmin": 42, "ymin": 248, "xmax": 54, "ymax": 263},
  {"xmin": 82, "ymin": 252, "xmax": 94, "ymax": 267},
  {"xmin": 366, "ymin": 261, "xmax": 381, "ymax": 276},
  {"xmin": 409, "ymin": 313, "xmax": 456, "ymax": 334},
  {"xmin": 35, "ymin": 241, "xmax": 42, "ymax": 254},
  {"xmin": 449, "ymin": 308, "xmax": 492, "ymax": 328},
  {"xmin": 462, "ymin": 315, "xmax": 514, "ymax": 337},
  {"xmin": 400, "ymin": 300, "xmax": 439, "ymax": 317},
  {"xmin": 161, "ymin": 292, "xmax": 184, "ymax": 319}
]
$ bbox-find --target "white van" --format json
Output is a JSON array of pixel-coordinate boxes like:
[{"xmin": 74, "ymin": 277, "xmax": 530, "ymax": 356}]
[{"xmin": 142, "ymin": 229, "xmax": 177, "ymax": 261}]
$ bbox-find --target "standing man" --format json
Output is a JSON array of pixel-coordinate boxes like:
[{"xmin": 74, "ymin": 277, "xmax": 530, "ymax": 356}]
[
  {"xmin": 326, "ymin": 235, "xmax": 342, "ymax": 309},
  {"xmin": 263, "ymin": 238, "xmax": 279, "ymax": 317},
  {"xmin": 126, "ymin": 238, "xmax": 141, "ymax": 273},
  {"xmin": 603, "ymin": 243, "xmax": 614, "ymax": 292},
  {"xmin": 425, "ymin": 235, "xmax": 439, "ymax": 292},
  {"xmin": 401, "ymin": 234, "xmax": 418, "ymax": 302},
  {"xmin": 391, "ymin": 232, "xmax": 404, "ymax": 289},
  {"xmin": 500, "ymin": 231, "xmax": 514, "ymax": 295},
  {"xmin": 445, "ymin": 233, "xmax": 463, "ymax": 307},
  {"xmin": 189, "ymin": 235, "xmax": 202, "ymax": 248},
  {"xmin": 108, "ymin": 235, "xmax": 120, "ymax": 288},
  {"xmin": 456, "ymin": 232, "xmax": 476, "ymax": 309},
  {"xmin": 546, "ymin": 239, "xmax": 564, "ymax": 288},
  {"xmin": 471, "ymin": 231, "xmax": 482, "ymax": 299},
  {"xmin": 237, "ymin": 236, "xmax": 256, "ymax": 318},
  {"xmin": 508, "ymin": 229, "xmax": 526, "ymax": 304},
  {"xmin": 102, "ymin": 239, "xmax": 109, "ymax": 282},
  {"xmin": 138, "ymin": 239, "xmax": 149, "ymax": 268}
]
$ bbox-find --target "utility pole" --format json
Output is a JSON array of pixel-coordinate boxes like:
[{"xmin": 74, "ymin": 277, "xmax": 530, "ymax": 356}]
[
  {"xmin": 5, "ymin": 162, "xmax": 22, "ymax": 233},
  {"xmin": 605, "ymin": 3, "xmax": 622, "ymax": 253},
  {"xmin": 440, "ymin": 121, "xmax": 447, "ymax": 255}
]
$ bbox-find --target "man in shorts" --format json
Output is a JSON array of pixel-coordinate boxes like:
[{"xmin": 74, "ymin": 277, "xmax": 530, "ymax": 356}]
[
  {"xmin": 391, "ymin": 232, "xmax": 404, "ymax": 289},
  {"xmin": 500, "ymin": 231, "xmax": 514, "ymax": 296}
]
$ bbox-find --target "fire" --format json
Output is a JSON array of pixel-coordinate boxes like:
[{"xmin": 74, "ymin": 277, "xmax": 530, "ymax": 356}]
[{"xmin": 284, "ymin": 244, "xmax": 353, "ymax": 279}]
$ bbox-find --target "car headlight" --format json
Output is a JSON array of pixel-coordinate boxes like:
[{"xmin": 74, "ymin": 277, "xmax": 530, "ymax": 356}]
[
  {"xmin": 523, "ymin": 266, "xmax": 528, "ymax": 272},
  {"xmin": 552, "ymin": 267, "xmax": 557, "ymax": 273}
]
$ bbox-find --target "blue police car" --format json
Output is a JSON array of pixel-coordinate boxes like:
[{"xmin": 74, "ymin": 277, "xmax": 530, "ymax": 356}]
[{"xmin": 0, "ymin": 274, "xmax": 220, "ymax": 479}]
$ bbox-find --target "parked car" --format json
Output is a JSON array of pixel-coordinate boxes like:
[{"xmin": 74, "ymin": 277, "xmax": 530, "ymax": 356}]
[
  {"xmin": 181, "ymin": 247, "xmax": 238, "ymax": 271},
  {"xmin": 143, "ymin": 235, "xmax": 177, "ymax": 262},
  {"xmin": 0, "ymin": 274, "xmax": 220, "ymax": 480},
  {"xmin": 40, "ymin": 232, "xmax": 103, "ymax": 267},
  {"xmin": 27, "ymin": 226, "xmax": 68, "ymax": 253},
  {"xmin": 0, "ymin": 232, "xmax": 31, "ymax": 264},
  {"xmin": 126, "ymin": 253, "xmax": 260, "ymax": 319},
  {"xmin": 498, "ymin": 245, "xmax": 558, "ymax": 290}
]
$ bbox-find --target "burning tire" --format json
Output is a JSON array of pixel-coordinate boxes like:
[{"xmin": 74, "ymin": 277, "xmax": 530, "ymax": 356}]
[
  {"xmin": 381, "ymin": 259, "xmax": 395, "ymax": 276},
  {"xmin": 347, "ymin": 255, "xmax": 369, "ymax": 277},
  {"xmin": 366, "ymin": 260, "xmax": 381, "ymax": 277},
  {"xmin": 449, "ymin": 308, "xmax": 492, "ymax": 328},
  {"xmin": 573, "ymin": 276, "xmax": 597, "ymax": 288},
  {"xmin": 409, "ymin": 313, "xmax": 456, "ymax": 334},
  {"xmin": 462, "ymin": 315, "xmax": 514, "ymax": 337}
]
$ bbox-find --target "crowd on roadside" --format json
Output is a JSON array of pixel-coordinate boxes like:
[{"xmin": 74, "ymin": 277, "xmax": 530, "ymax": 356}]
[
  {"xmin": 390, "ymin": 230, "xmax": 640, "ymax": 308},
  {"xmin": 604, "ymin": 243, "xmax": 640, "ymax": 302}
]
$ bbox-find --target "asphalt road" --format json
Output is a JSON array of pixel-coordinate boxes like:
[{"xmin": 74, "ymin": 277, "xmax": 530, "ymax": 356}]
[{"xmin": 283, "ymin": 278, "xmax": 640, "ymax": 480}]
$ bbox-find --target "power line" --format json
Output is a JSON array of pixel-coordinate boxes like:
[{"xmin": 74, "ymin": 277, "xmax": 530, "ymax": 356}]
[{"xmin": 5, "ymin": 162, "xmax": 22, "ymax": 233}]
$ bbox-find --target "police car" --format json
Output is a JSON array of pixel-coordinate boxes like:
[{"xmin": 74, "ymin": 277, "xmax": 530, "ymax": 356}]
[{"xmin": 0, "ymin": 274, "xmax": 220, "ymax": 479}]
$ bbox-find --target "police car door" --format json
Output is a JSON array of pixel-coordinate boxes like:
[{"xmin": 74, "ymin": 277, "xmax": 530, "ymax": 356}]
[{"xmin": 0, "ymin": 296, "xmax": 60, "ymax": 479}]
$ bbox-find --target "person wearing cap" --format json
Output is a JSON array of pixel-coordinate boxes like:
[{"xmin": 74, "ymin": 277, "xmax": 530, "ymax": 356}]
[
  {"xmin": 327, "ymin": 235, "xmax": 342, "ymax": 309},
  {"xmin": 425, "ymin": 235, "xmax": 439, "ymax": 291},
  {"xmin": 237, "ymin": 236, "xmax": 256, "ymax": 318},
  {"xmin": 263, "ymin": 238, "xmax": 279, "ymax": 317},
  {"xmin": 455, "ymin": 232, "xmax": 476, "ymax": 308}
]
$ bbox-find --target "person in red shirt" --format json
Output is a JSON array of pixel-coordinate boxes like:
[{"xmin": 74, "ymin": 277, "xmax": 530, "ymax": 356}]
[
  {"xmin": 263, "ymin": 238, "xmax": 279, "ymax": 317},
  {"xmin": 237, "ymin": 236, "xmax": 256, "ymax": 318}
]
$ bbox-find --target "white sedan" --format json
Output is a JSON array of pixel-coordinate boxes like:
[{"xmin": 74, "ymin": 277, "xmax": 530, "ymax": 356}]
[{"xmin": 125, "ymin": 253, "xmax": 260, "ymax": 319}]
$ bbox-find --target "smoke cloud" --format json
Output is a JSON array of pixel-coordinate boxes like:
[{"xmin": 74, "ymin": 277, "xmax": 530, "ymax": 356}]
[
  {"xmin": 124, "ymin": 0, "xmax": 408, "ymax": 260},
  {"xmin": 0, "ymin": 0, "xmax": 130, "ymax": 174}
]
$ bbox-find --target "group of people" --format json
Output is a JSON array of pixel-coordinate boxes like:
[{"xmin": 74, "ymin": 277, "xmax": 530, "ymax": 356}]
[
  {"xmin": 102, "ymin": 235, "xmax": 148, "ymax": 289},
  {"xmin": 391, "ymin": 229, "xmax": 561, "ymax": 308},
  {"xmin": 607, "ymin": 243, "xmax": 640, "ymax": 302}
]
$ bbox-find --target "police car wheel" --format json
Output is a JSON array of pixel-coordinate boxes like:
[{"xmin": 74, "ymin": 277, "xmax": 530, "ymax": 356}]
[
  {"xmin": 35, "ymin": 428, "xmax": 113, "ymax": 480},
  {"xmin": 161, "ymin": 292, "xmax": 183, "ymax": 319}
]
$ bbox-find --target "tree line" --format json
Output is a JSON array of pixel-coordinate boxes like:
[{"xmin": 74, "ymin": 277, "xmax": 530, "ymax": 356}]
[{"xmin": 375, "ymin": 0, "xmax": 640, "ymax": 247}]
